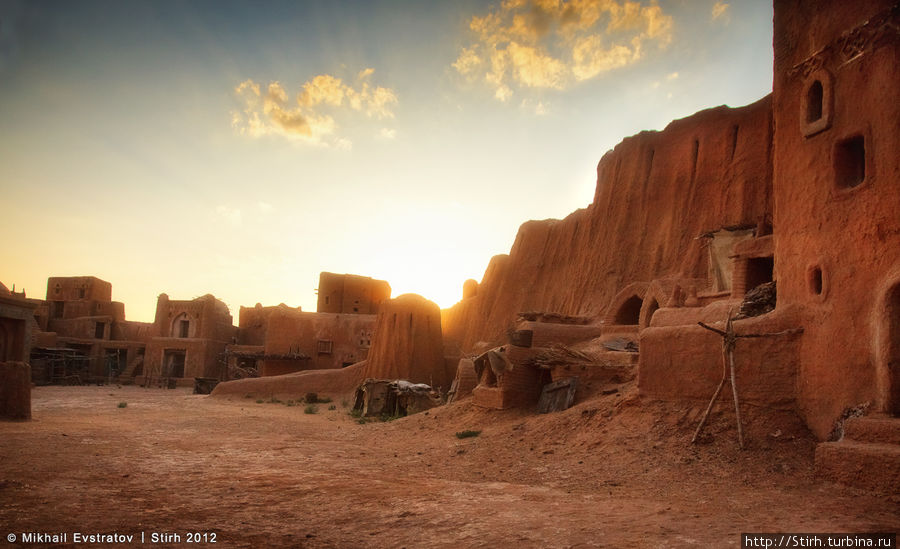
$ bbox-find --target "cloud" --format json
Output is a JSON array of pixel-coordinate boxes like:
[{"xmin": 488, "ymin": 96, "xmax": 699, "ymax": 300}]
[
  {"xmin": 216, "ymin": 205, "xmax": 242, "ymax": 227},
  {"xmin": 257, "ymin": 201, "xmax": 274, "ymax": 213},
  {"xmin": 454, "ymin": 0, "xmax": 674, "ymax": 102},
  {"xmin": 232, "ymin": 69, "xmax": 398, "ymax": 147},
  {"xmin": 379, "ymin": 128, "xmax": 397, "ymax": 139},
  {"xmin": 711, "ymin": 1, "xmax": 729, "ymax": 22}
]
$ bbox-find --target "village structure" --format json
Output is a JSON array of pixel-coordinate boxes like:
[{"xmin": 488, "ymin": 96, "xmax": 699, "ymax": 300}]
[{"xmin": 2, "ymin": 0, "xmax": 899, "ymax": 495}]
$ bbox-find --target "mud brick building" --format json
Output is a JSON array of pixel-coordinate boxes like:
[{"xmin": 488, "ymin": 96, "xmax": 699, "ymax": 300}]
[{"xmin": 446, "ymin": 0, "xmax": 900, "ymax": 488}]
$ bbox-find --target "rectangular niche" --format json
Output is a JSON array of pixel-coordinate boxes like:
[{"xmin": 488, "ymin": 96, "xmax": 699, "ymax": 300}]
[{"xmin": 834, "ymin": 134, "xmax": 866, "ymax": 189}]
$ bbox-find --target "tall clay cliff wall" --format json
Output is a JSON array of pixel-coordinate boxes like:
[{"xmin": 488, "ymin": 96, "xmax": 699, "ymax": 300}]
[{"xmin": 443, "ymin": 96, "xmax": 774, "ymax": 352}]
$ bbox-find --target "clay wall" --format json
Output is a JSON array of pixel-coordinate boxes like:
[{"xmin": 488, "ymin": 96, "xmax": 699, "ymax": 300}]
[
  {"xmin": 317, "ymin": 272, "xmax": 391, "ymax": 314},
  {"xmin": 0, "ymin": 294, "xmax": 37, "ymax": 362},
  {"xmin": 144, "ymin": 338, "xmax": 223, "ymax": 381},
  {"xmin": 0, "ymin": 362, "xmax": 31, "ymax": 420},
  {"xmin": 144, "ymin": 293, "xmax": 235, "ymax": 382},
  {"xmin": 238, "ymin": 304, "xmax": 301, "ymax": 346},
  {"xmin": 111, "ymin": 320, "xmax": 153, "ymax": 342},
  {"xmin": 364, "ymin": 294, "xmax": 450, "ymax": 390},
  {"xmin": 262, "ymin": 310, "xmax": 376, "ymax": 374},
  {"xmin": 46, "ymin": 276, "xmax": 112, "ymax": 303},
  {"xmin": 151, "ymin": 293, "xmax": 235, "ymax": 341},
  {"xmin": 638, "ymin": 304, "xmax": 804, "ymax": 408},
  {"xmin": 771, "ymin": 0, "xmax": 900, "ymax": 437},
  {"xmin": 443, "ymin": 97, "xmax": 774, "ymax": 352}
]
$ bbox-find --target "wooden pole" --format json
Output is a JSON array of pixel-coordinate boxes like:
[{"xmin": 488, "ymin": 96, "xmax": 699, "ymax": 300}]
[{"xmin": 694, "ymin": 311, "xmax": 803, "ymax": 449}]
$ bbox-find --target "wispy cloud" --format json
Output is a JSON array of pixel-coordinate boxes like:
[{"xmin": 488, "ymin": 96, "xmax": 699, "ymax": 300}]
[
  {"xmin": 453, "ymin": 0, "xmax": 673, "ymax": 102},
  {"xmin": 231, "ymin": 69, "xmax": 398, "ymax": 147},
  {"xmin": 711, "ymin": 1, "xmax": 729, "ymax": 23},
  {"xmin": 216, "ymin": 205, "xmax": 242, "ymax": 227}
]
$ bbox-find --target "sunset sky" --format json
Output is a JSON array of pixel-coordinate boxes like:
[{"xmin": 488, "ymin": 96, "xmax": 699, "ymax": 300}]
[{"xmin": 0, "ymin": 0, "xmax": 773, "ymax": 323}]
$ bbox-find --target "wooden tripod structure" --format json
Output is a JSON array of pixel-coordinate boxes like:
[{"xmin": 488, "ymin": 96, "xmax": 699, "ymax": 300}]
[{"xmin": 692, "ymin": 309, "xmax": 802, "ymax": 449}]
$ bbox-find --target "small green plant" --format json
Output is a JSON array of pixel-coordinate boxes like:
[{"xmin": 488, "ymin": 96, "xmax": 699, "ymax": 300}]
[
  {"xmin": 455, "ymin": 430, "xmax": 481, "ymax": 439},
  {"xmin": 117, "ymin": 402, "xmax": 127, "ymax": 409},
  {"xmin": 317, "ymin": 397, "xmax": 332, "ymax": 404},
  {"xmin": 379, "ymin": 413, "xmax": 401, "ymax": 422},
  {"xmin": 269, "ymin": 396, "xmax": 282, "ymax": 404},
  {"xmin": 328, "ymin": 405, "xmax": 336, "ymax": 411},
  {"xmin": 286, "ymin": 401, "xmax": 295, "ymax": 407},
  {"xmin": 349, "ymin": 408, "xmax": 363, "ymax": 419},
  {"xmin": 357, "ymin": 418, "xmax": 369, "ymax": 424},
  {"xmin": 304, "ymin": 404, "xmax": 318, "ymax": 414},
  {"xmin": 256, "ymin": 399, "xmax": 264, "ymax": 404}
]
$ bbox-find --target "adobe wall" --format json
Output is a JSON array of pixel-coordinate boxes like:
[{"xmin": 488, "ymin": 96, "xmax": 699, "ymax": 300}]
[
  {"xmin": 262, "ymin": 310, "xmax": 376, "ymax": 373},
  {"xmin": 364, "ymin": 294, "xmax": 450, "ymax": 390},
  {"xmin": 316, "ymin": 272, "xmax": 391, "ymax": 314},
  {"xmin": 144, "ymin": 338, "xmax": 224, "ymax": 380},
  {"xmin": 771, "ymin": 0, "xmax": 900, "ymax": 437},
  {"xmin": 0, "ymin": 362, "xmax": 31, "ymax": 420},
  {"xmin": 443, "ymin": 97, "xmax": 774, "ymax": 352},
  {"xmin": 212, "ymin": 295, "xmax": 449, "ymax": 398},
  {"xmin": 0, "ymin": 294, "xmax": 37, "ymax": 362},
  {"xmin": 151, "ymin": 293, "xmax": 236, "ymax": 341},
  {"xmin": 46, "ymin": 276, "xmax": 112, "ymax": 303},
  {"xmin": 238, "ymin": 304, "xmax": 301, "ymax": 346},
  {"xmin": 638, "ymin": 305, "xmax": 804, "ymax": 408}
]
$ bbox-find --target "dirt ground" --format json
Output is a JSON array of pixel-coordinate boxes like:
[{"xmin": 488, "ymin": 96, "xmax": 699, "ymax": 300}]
[{"xmin": 1, "ymin": 385, "xmax": 897, "ymax": 548}]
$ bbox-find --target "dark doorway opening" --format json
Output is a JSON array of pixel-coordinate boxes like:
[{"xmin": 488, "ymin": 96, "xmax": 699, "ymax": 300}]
[
  {"xmin": 745, "ymin": 257, "xmax": 774, "ymax": 293},
  {"xmin": 614, "ymin": 295, "xmax": 643, "ymax": 325},
  {"xmin": 164, "ymin": 350, "xmax": 186, "ymax": 378}
]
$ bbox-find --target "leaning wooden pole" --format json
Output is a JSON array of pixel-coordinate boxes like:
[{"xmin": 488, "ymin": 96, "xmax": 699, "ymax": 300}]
[
  {"xmin": 694, "ymin": 308, "xmax": 803, "ymax": 448},
  {"xmin": 691, "ymin": 339, "xmax": 729, "ymax": 444},
  {"xmin": 724, "ymin": 315, "xmax": 745, "ymax": 449}
]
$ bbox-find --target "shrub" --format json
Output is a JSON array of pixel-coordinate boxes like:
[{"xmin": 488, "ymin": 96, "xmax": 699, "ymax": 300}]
[
  {"xmin": 304, "ymin": 404, "xmax": 318, "ymax": 414},
  {"xmin": 117, "ymin": 402, "xmax": 127, "ymax": 409},
  {"xmin": 455, "ymin": 430, "xmax": 481, "ymax": 439}
]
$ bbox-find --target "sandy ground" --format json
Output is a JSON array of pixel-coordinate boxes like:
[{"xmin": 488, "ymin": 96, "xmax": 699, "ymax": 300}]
[{"xmin": 0, "ymin": 385, "xmax": 897, "ymax": 548}]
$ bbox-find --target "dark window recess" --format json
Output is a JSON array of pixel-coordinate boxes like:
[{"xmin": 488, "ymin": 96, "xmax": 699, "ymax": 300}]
[
  {"xmin": 52, "ymin": 301, "xmax": 64, "ymax": 319},
  {"xmin": 729, "ymin": 125, "xmax": 739, "ymax": 162},
  {"xmin": 806, "ymin": 80, "xmax": 823, "ymax": 123},
  {"xmin": 95, "ymin": 322, "xmax": 105, "ymax": 339},
  {"xmin": 78, "ymin": 287, "xmax": 85, "ymax": 299},
  {"xmin": 317, "ymin": 340, "xmax": 333, "ymax": 354},
  {"xmin": 178, "ymin": 320, "xmax": 189, "ymax": 338},
  {"xmin": 834, "ymin": 135, "xmax": 866, "ymax": 189},
  {"xmin": 614, "ymin": 296, "xmax": 643, "ymax": 325},
  {"xmin": 165, "ymin": 351, "xmax": 186, "ymax": 378},
  {"xmin": 324, "ymin": 296, "xmax": 329, "ymax": 305},
  {"xmin": 809, "ymin": 267, "xmax": 823, "ymax": 296},
  {"xmin": 746, "ymin": 257, "xmax": 774, "ymax": 292}
]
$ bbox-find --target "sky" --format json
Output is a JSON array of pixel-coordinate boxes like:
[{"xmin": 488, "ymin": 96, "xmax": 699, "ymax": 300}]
[{"xmin": 0, "ymin": 0, "xmax": 773, "ymax": 324}]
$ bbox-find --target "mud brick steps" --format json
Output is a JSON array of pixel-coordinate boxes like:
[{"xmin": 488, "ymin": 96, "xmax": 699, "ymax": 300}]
[{"xmin": 814, "ymin": 416, "xmax": 900, "ymax": 493}]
